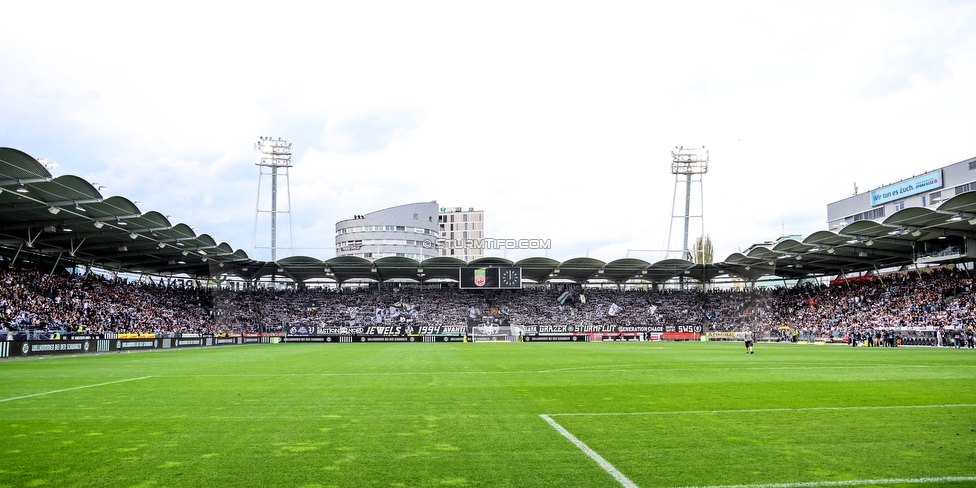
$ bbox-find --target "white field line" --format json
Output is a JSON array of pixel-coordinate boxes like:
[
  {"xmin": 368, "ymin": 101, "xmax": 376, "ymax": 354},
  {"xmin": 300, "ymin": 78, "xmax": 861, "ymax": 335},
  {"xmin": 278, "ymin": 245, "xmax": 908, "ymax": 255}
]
[
  {"xmin": 149, "ymin": 371, "xmax": 520, "ymax": 378},
  {"xmin": 547, "ymin": 403, "xmax": 976, "ymax": 417},
  {"xmin": 537, "ymin": 364, "xmax": 944, "ymax": 373},
  {"xmin": 540, "ymin": 414, "xmax": 639, "ymax": 488},
  {"xmin": 539, "ymin": 364, "xmax": 973, "ymax": 373},
  {"xmin": 0, "ymin": 376, "xmax": 152, "ymax": 403},
  {"xmin": 677, "ymin": 476, "xmax": 976, "ymax": 488},
  {"xmin": 539, "ymin": 363, "xmax": 660, "ymax": 373}
]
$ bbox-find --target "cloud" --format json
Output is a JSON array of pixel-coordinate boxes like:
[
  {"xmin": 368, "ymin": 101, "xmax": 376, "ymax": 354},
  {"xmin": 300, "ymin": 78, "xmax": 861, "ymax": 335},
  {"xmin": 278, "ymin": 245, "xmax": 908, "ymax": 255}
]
[
  {"xmin": 323, "ymin": 110, "xmax": 422, "ymax": 155},
  {"xmin": 1, "ymin": 1, "xmax": 974, "ymax": 268}
]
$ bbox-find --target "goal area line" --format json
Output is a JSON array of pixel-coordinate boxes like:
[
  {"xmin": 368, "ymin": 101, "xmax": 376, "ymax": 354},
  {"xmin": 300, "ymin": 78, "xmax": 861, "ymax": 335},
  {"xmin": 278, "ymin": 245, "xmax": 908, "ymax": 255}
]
[{"xmin": 546, "ymin": 403, "xmax": 976, "ymax": 417}]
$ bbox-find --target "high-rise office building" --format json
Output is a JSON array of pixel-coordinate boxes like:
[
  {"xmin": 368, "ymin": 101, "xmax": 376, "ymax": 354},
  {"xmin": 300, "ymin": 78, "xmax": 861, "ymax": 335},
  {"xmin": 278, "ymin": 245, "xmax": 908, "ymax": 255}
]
[{"xmin": 438, "ymin": 206, "xmax": 484, "ymax": 262}]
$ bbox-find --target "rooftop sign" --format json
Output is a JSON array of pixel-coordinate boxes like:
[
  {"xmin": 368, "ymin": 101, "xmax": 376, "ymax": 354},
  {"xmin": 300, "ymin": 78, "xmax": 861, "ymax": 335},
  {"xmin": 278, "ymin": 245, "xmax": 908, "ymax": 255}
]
[{"xmin": 870, "ymin": 170, "xmax": 942, "ymax": 206}]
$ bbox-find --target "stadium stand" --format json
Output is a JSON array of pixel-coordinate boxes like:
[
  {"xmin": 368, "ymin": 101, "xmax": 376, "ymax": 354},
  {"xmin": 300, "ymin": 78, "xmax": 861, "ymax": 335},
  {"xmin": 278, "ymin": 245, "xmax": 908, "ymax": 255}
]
[
  {"xmin": 2, "ymin": 261, "xmax": 973, "ymax": 347},
  {"xmin": 2, "ymin": 145, "xmax": 976, "ymax": 350}
]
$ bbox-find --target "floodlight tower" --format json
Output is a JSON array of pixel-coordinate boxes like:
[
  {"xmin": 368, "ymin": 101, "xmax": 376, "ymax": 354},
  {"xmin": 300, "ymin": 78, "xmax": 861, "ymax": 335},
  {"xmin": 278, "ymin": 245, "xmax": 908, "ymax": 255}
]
[
  {"xmin": 252, "ymin": 136, "xmax": 295, "ymax": 262},
  {"xmin": 666, "ymin": 146, "xmax": 708, "ymax": 262}
]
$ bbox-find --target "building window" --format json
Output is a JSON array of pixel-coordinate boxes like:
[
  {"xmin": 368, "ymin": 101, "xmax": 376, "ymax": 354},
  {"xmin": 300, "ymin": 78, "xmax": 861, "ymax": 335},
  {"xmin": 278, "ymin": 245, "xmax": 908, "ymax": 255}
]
[
  {"xmin": 894, "ymin": 201, "xmax": 905, "ymax": 211},
  {"xmin": 849, "ymin": 207, "xmax": 885, "ymax": 223},
  {"xmin": 930, "ymin": 191, "xmax": 942, "ymax": 206},
  {"xmin": 955, "ymin": 183, "xmax": 972, "ymax": 195}
]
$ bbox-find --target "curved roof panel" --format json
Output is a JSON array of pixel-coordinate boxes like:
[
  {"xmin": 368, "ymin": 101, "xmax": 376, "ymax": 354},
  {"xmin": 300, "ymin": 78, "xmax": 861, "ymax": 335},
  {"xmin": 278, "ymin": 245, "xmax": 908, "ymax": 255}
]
[
  {"xmin": 644, "ymin": 259, "xmax": 696, "ymax": 282},
  {"xmin": 273, "ymin": 256, "xmax": 329, "ymax": 283},
  {"xmin": 551, "ymin": 257, "xmax": 604, "ymax": 282},
  {"xmin": 469, "ymin": 257, "xmax": 514, "ymax": 266},
  {"xmin": 602, "ymin": 258, "xmax": 650, "ymax": 283},
  {"xmin": 937, "ymin": 190, "xmax": 976, "ymax": 214},
  {"xmin": 515, "ymin": 256, "xmax": 559, "ymax": 283},
  {"xmin": 418, "ymin": 257, "xmax": 466, "ymax": 282},
  {"xmin": 884, "ymin": 207, "xmax": 941, "ymax": 228},
  {"xmin": 374, "ymin": 256, "xmax": 423, "ymax": 281},
  {"xmin": 325, "ymin": 255, "xmax": 378, "ymax": 282},
  {"xmin": 0, "ymin": 147, "xmax": 52, "ymax": 183}
]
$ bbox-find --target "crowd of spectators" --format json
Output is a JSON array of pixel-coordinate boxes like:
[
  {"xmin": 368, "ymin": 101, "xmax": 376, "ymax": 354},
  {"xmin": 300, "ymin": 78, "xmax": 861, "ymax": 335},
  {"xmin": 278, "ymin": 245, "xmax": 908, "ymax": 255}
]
[
  {"xmin": 1, "ymin": 265, "xmax": 213, "ymax": 338},
  {"xmin": 2, "ymin": 262, "xmax": 975, "ymax": 346},
  {"xmin": 759, "ymin": 267, "xmax": 976, "ymax": 344}
]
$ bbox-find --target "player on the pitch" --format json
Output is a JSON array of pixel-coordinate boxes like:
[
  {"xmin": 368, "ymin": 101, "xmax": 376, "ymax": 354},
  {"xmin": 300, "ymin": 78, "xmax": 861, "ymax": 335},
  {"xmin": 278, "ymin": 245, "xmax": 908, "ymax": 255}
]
[{"xmin": 744, "ymin": 328, "xmax": 755, "ymax": 354}]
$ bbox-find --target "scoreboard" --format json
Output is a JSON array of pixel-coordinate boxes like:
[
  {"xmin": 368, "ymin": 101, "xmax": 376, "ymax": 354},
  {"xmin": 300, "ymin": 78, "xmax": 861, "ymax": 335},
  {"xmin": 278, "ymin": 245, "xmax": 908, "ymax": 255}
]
[{"xmin": 459, "ymin": 267, "xmax": 521, "ymax": 289}]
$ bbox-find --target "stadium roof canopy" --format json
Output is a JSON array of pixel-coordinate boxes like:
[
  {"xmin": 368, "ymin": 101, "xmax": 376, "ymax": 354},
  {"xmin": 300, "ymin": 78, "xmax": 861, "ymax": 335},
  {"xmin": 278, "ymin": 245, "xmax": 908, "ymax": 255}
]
[{"xmin": 4, "ymin": 146, "xmax": 976, "ymax": 286}]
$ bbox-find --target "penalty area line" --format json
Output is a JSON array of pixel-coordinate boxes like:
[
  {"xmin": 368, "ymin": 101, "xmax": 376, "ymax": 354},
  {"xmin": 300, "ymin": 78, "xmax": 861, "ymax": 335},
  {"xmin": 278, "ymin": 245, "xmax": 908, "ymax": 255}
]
[
  {"xmin": 547, "ymin": 403, "xmax": 976, "ymax": 417},
  {"xmin": 676, "ymin": 476, "xmax": 976, "ymax": 488},
  {"xmin": 0, "ymin": 376, "xmax": 152, "ymax": 403},
  {"xmin": 540, "ymin": 414, "xmax": 638, "ymax": 488}
]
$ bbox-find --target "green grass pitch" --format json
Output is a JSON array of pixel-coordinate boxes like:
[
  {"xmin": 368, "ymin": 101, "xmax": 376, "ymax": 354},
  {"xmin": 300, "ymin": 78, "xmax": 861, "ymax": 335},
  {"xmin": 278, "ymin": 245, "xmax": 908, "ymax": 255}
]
[{"xmin": 1, "ymin": 341, "xmax": 974, "ymax": 488}]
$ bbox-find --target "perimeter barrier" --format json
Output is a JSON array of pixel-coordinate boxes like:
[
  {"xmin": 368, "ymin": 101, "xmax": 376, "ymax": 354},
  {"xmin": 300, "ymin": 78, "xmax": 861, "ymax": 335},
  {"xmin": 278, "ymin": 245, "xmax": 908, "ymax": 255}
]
[
  {"xmin": 0, "ymin": 324, "xmax": 705, "ymax": 358},
  {"xmin": 0, "ymin": 334, "xmax": 276, "ymax": 359},
  {"xmin": 5, "ymin": 324, "xmax": 942, "ymax": 359}
]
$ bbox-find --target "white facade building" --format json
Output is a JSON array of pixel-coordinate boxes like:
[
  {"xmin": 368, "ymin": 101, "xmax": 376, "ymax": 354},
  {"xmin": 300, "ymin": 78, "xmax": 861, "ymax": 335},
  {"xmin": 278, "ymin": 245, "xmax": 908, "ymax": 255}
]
[
  {"xmin": 827, "ymin": 156, "xmax": 976, "ymax": 231},
  {"xmin": 438, "ymin": 206, "xmax": 484, "ymax": 262},
  {"xmin": 335, "ymin": 202, "xmax": 440, "ymax": 261}
]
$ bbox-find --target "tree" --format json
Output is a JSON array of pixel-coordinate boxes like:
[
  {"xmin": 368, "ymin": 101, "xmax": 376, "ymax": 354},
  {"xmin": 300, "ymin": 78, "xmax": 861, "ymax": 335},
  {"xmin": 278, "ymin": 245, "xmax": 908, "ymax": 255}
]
[{"xmin": 693, "ymin": 235, "xmax": 714, "ymax": 264}]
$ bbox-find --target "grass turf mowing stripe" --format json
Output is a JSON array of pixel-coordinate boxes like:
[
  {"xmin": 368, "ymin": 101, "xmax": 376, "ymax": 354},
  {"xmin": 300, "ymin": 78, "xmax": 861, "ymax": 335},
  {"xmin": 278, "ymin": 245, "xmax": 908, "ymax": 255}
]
[
  {"xmin": 144, "ymin": 363, "xmax": 976, "ymax": 377},
  {"xmin": 540, "ymin": 414, "xmax": 639, "ymax": 488},
  {"xmin": 677, "ymin": 476, "xmax": 976, "ymax": 488},
  {"xmin": 0, "ymin": 376, "xmax": 151, "ymax": 403},
  {"xmin": 547, "ymin": 403, "xmax": 976, "ymax": 416}
]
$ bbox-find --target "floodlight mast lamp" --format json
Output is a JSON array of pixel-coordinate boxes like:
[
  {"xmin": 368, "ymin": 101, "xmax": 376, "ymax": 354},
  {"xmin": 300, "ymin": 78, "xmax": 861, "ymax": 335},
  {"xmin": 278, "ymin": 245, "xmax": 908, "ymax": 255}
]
[
  {"xmin": 253, "ymin": 137, "xmax": 295, "ymax": 262},
  {"xmin": 667, "ymin": 146, "xmax": 708, "ymax": 263}
]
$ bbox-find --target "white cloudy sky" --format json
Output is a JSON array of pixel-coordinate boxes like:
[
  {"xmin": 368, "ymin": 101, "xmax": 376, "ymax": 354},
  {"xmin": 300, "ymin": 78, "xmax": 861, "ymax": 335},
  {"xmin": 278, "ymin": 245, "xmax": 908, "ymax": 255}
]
[{"xmin": 2, "ymin": 1, "xmax": 974, "ymax": 264}]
